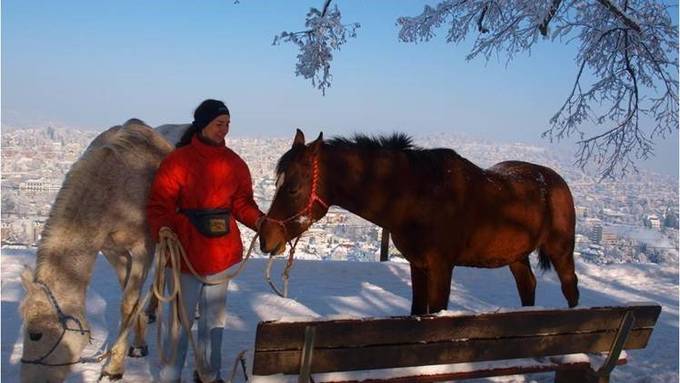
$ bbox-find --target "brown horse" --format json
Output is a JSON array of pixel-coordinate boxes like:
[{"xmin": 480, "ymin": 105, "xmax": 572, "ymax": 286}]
[{"xmin": 259, "ymin": 130, "xmax": 579, "ymax": 315}]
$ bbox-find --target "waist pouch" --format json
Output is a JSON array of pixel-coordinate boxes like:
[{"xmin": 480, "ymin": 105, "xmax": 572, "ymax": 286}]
[{"xmin": 179, "ymin": 208, "xmax": 231, "ymax": 238}]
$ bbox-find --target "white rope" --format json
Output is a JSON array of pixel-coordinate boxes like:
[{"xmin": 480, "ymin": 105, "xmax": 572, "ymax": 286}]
[
  {"xmin": 265, "ymin": 236, "xmax": 301, "ymax": 298},
  {"xmin": 153, "ymin": 227, "xmax": 257, "ymax": 382}
]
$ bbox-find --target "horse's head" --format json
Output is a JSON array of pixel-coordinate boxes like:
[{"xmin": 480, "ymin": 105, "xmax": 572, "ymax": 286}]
[
  {"xmin": 260, "ymin": 129, "xmax": 330, "ymax": 255},
  {"xmin": 19, "ymin": 266, "xmax": 90, "ymax": 383}
]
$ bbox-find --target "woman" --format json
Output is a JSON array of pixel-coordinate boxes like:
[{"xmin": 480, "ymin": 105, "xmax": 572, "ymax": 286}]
[{"xmin": 147, "ymin": 99, "xmax": 264, "ymax": 383}]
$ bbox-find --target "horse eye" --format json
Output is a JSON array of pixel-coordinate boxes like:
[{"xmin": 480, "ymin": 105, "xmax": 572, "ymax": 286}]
[
  {"xmin": 29, "ymin": 332, "xmax": 43, "ymax": 341},
  {"xmin": 288, "ymin": 185, "xmax": 300, "ymax": 195}
]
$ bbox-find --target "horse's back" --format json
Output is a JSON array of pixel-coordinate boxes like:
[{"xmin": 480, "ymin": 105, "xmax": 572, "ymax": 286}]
[
  {"xmin": 47, "ymin": 120, "xmax": 173, "ymax": 248},
  {"xmin": 86, "ymin": 119, "xmax": 173, "ymax": 158},
  {"xmin": 488, "ymin": 160, "xmax": 563, "ymax": 182}
]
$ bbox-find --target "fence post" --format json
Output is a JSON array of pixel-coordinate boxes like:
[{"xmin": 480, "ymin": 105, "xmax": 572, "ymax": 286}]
[{"xmin": 380, "ymin": 228, "xmax": 390, "ymax": 262}]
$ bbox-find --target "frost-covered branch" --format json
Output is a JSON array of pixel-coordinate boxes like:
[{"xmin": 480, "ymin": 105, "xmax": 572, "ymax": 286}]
[
  {"xmin": 539, "ymin": 0, "xmax": 563, "ymax": 36},
  {"xmin": 397, "ymin": 0, "xmax": 678, "ymax": 178},
  {"xmin": 477, "ymin": 4, "xmax": 490, "ymax": 33},
  {"xmin": 273, "ymin": 1, "xmax": 360, "ymax": 95},
  {"xmin": 595, "ymin": 0, "xmax": 642, "ymax": 32}
]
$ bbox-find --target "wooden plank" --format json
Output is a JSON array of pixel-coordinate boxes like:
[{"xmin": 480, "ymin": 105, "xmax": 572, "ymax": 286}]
[
  {"xmin": 255, "ymin": 305, "xmax": 660, "ymax": 352},
  {"xmin": 379, "ymin": 229, "xmax": 389, "ymax": 262},
  {"xmin": 253, "ymin": 328, "xmax": 652, "ymax": 375},
  {"xmin": 322, "ymin": 359, "xmax": 626, "ymax": 383}
]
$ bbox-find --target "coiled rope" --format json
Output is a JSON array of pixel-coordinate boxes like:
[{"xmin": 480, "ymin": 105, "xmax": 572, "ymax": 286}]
[{"xmin": 151, "ymin": 226, "xmax": 257, "ymax": 383}]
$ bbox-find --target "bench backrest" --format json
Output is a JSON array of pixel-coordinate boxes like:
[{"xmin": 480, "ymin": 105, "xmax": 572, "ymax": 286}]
[{"xmin": 252, "ymin": 303, "xmax": 661, "ymax": 376}]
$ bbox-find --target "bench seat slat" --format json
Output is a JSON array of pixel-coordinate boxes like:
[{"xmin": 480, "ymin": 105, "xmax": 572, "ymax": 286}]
[
  {"xmin": 317, "ymin": 358, "xmax": 627, "ymax": 383},
  {"xmin": 253, "ymin": 328, "xmax": 652, "ymax": 375},
  {"xmin": 254, "ymin": 305, "xmax": 660, "ymax": 352}
]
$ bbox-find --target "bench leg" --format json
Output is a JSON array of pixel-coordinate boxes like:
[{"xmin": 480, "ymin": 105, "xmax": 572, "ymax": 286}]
[
  {"xmin": 555, "ymin": 367, "xmax": 609, "ymax": 383},
  {"xmin": 298, "ymin": 326, "xmax": 317, "ymax": 383}
]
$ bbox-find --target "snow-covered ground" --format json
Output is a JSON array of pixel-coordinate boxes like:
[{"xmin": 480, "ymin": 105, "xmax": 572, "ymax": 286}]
[{"xmin": 2, "ymin": 247, "xmax": 678, "ymax": 382}]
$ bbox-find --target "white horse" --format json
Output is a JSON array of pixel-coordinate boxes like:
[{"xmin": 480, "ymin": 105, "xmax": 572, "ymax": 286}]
[{"xmin": 19, "ymin": 120, "xmax": 181, "ymax": 382}]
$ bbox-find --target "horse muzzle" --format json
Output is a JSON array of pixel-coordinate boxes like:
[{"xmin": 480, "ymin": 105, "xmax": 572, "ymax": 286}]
[
  {"xmin": 259, "ymin": 217, "xmax": 290, "ymax": 255},
  {"xmin": 259, "ymin": 236, "xmax": 287, "ymax": 255}
]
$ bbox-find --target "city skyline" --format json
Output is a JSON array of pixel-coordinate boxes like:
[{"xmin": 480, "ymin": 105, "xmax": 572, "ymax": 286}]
[{"xmin": 3, "ymin": 126, "xmax": 677, "ymax": 266}]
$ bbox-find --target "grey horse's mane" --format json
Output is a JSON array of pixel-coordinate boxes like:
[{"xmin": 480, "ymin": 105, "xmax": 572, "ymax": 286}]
[{"xmin": 37, "ymin": 119, "xmax": 173, "ymax": 258}]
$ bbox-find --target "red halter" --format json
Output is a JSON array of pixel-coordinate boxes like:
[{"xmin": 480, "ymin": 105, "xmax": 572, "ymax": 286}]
[{"xmin": 265, "ymin": 154, "xmax": 329, "ymax": 238}]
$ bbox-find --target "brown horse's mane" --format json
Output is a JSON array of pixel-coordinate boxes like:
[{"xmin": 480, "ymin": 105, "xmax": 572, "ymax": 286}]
[
  {"xmin": 276, "ymin": 133, "xmax": 475, "ymax": 178},
  {"xmin": 326, "ymin": 133, "xmax": 417, "ymax": 151}
]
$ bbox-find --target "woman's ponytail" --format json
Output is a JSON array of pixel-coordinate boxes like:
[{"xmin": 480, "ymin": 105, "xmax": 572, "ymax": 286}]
[{"xmin": 176, "ymin": 123, "xmax": 199, "ymax": 148}]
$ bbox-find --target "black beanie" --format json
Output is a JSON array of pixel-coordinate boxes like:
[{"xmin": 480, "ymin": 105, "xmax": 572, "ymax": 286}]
[{"xmin": 192, "ymin": 99, "xmax": 230, "ymax": 131}]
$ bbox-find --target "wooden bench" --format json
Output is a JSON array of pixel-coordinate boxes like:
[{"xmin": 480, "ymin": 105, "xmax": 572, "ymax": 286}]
[{"xmin": 252, "ymin": 303, "xmax": 661, "ymax": 383}]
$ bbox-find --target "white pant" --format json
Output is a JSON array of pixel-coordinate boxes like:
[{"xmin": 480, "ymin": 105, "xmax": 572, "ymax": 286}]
[{"xmin": 159, "ymin": 264, "xmax": 238, "ymax": 383}]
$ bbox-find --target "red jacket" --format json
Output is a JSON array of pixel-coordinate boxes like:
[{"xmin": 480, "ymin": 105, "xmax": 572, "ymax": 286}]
[{"xmin": 147, "ymin": 135, "xmax": 263, "ymax": 275}]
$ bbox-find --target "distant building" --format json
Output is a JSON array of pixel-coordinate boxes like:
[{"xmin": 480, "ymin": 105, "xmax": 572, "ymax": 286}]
[
  {"xmin": 602, "ymin": 208, "xmax": 627, "ymax": 223},
  {"xmin": 589, "ymin": 224, "xmax": 603, "ymax": 244},
  {"xmin": 601, "ymin": 229, "xmax": 617, "ymax": 245},
  {"xmin": 1, "ymin": 222, "xmax": 12, "ymax": 242},
  {"xmin": 19, "ymin": 177, "xmax": 60, "ymax": 192},
  {"xmin": 574, "ymin": 234, "xmax": 590, "ymax": 244},
  {"xmin": 645, "ymin": 215, "xmax": 662, "ymax": 230},
  {"xmin": 575, "ymin": 206, "xmax": 588, "ymax": 217}
]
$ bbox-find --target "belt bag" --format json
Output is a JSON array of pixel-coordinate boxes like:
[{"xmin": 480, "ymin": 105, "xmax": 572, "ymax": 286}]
[{"xmin": 180, "ymin": 208, "xmax": 231, "ymax": 238}]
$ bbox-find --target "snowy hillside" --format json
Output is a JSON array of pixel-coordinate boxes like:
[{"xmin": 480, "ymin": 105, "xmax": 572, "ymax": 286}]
[{"xmin": 1, "ymin": 247, "xmax": 677, "ymax": 382}]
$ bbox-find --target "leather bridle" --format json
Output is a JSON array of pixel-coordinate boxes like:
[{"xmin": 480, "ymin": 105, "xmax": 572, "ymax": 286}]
[
  {"xmin": 20, "ymin": 280, "xmax": 91, "ymax": 367},
  {"xmin": 264, "ymin": 153, "xmax": 329, "ymax": 242}
]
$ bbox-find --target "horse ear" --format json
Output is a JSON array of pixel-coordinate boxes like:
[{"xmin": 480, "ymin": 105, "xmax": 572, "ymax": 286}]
[
  {"xmin": 310, "ymin": 132, "xmax": 324, "ymax": 154},
  {"xmin": 293, "ymin": 129, "xmax": 305, "ymax": 148},
  {"xmin": 20, "ymin": 266, "xmax": 35, "ymax": 291}
]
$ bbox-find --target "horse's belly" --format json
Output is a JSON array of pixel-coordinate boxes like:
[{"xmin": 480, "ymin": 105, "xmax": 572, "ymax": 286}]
[{"xmin": 459, "ymin": 228, "xmax": 537, "ymax": 267}]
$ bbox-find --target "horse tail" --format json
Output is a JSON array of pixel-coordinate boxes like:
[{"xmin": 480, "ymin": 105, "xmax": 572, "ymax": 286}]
[
  {"xmin": 537, "ymin": 165, "xmax": 575, "ymax": 273},
  {"xmin": 538, "ymin": 249, "xmax": 552, "ymax": 271}
]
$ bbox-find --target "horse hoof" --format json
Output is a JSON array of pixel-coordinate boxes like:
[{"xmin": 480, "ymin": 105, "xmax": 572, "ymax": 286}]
[
  {"xmin": 146, "ymin": 312, "xmax": 156, "ymax": 324},
  {"xmin": 99, "ymin": 372, "xmax": 123, "ymax": 382},
  {"xmin": 128, "ymin": 345, "xmax": 149, "ymax": 358}
]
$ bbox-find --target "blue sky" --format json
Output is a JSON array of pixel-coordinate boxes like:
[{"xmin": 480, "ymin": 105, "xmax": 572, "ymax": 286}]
[{"xmin": 2, "ymin": 0, "xmax": 678, "ymax": 176}]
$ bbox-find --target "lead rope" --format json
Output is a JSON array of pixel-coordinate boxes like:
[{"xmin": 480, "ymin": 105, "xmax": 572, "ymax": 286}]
[
  {"xmin": 153, "ymin": 227, "xmax": 257, "ymax": 383},
  {"xmin": 265, "ymin": 236, "xmax": 301, "ymax": 298}
]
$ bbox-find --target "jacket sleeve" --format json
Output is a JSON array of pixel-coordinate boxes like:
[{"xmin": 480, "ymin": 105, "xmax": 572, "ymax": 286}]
[
  {"xmin": 147, "ymin": 155, "xmax": 184, "ymax": 242},
  {"xmin": 232, "ymin": 161, "xmax": 264, "ymax": 230}
]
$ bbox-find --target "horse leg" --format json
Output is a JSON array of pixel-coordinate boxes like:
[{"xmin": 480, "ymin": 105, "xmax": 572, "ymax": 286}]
[
  {"xmin": 144, "ymin": 290, "xmax": 159, "ymax": 323},
  {"xmin": 409, "ymin": 264, "xmax": 428, "ymax": 315},
  {"xmin": 508, "ymin": 257, "xmax": 536, "ymax": 306},
  {"xmin": 425, "ymin": 265, "xmax": 453, "ymax": 314},
  {"xmin": 540, "ymin": 237, "xmax": 579, "ymax": 308},
  {"xmin": 99, "ymin": 249, "xmax": 132, "ymax": 379},
  {"xmin": 126, "ymin": 241, "xmax": 153, "ymax": 356},
  {"xmin": 101, "ymin": 242, "xmax": 151, "ymax": 379}
]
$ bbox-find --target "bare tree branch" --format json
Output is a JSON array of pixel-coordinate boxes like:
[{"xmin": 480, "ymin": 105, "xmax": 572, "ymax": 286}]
[
  {"xmin": 477, "ymin": 4, "xmax": 490, "ymax": 33},
  {"xmin": 539, "ymin": 0, "xmax": 563, "ymax": 36},
  {"xmin": 320, "ymin": 0, "xmax": 332, "ymax": 17},
  {"xmin": 595, "ymin": 0, "xmax": 642, "ymax": 33}
]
